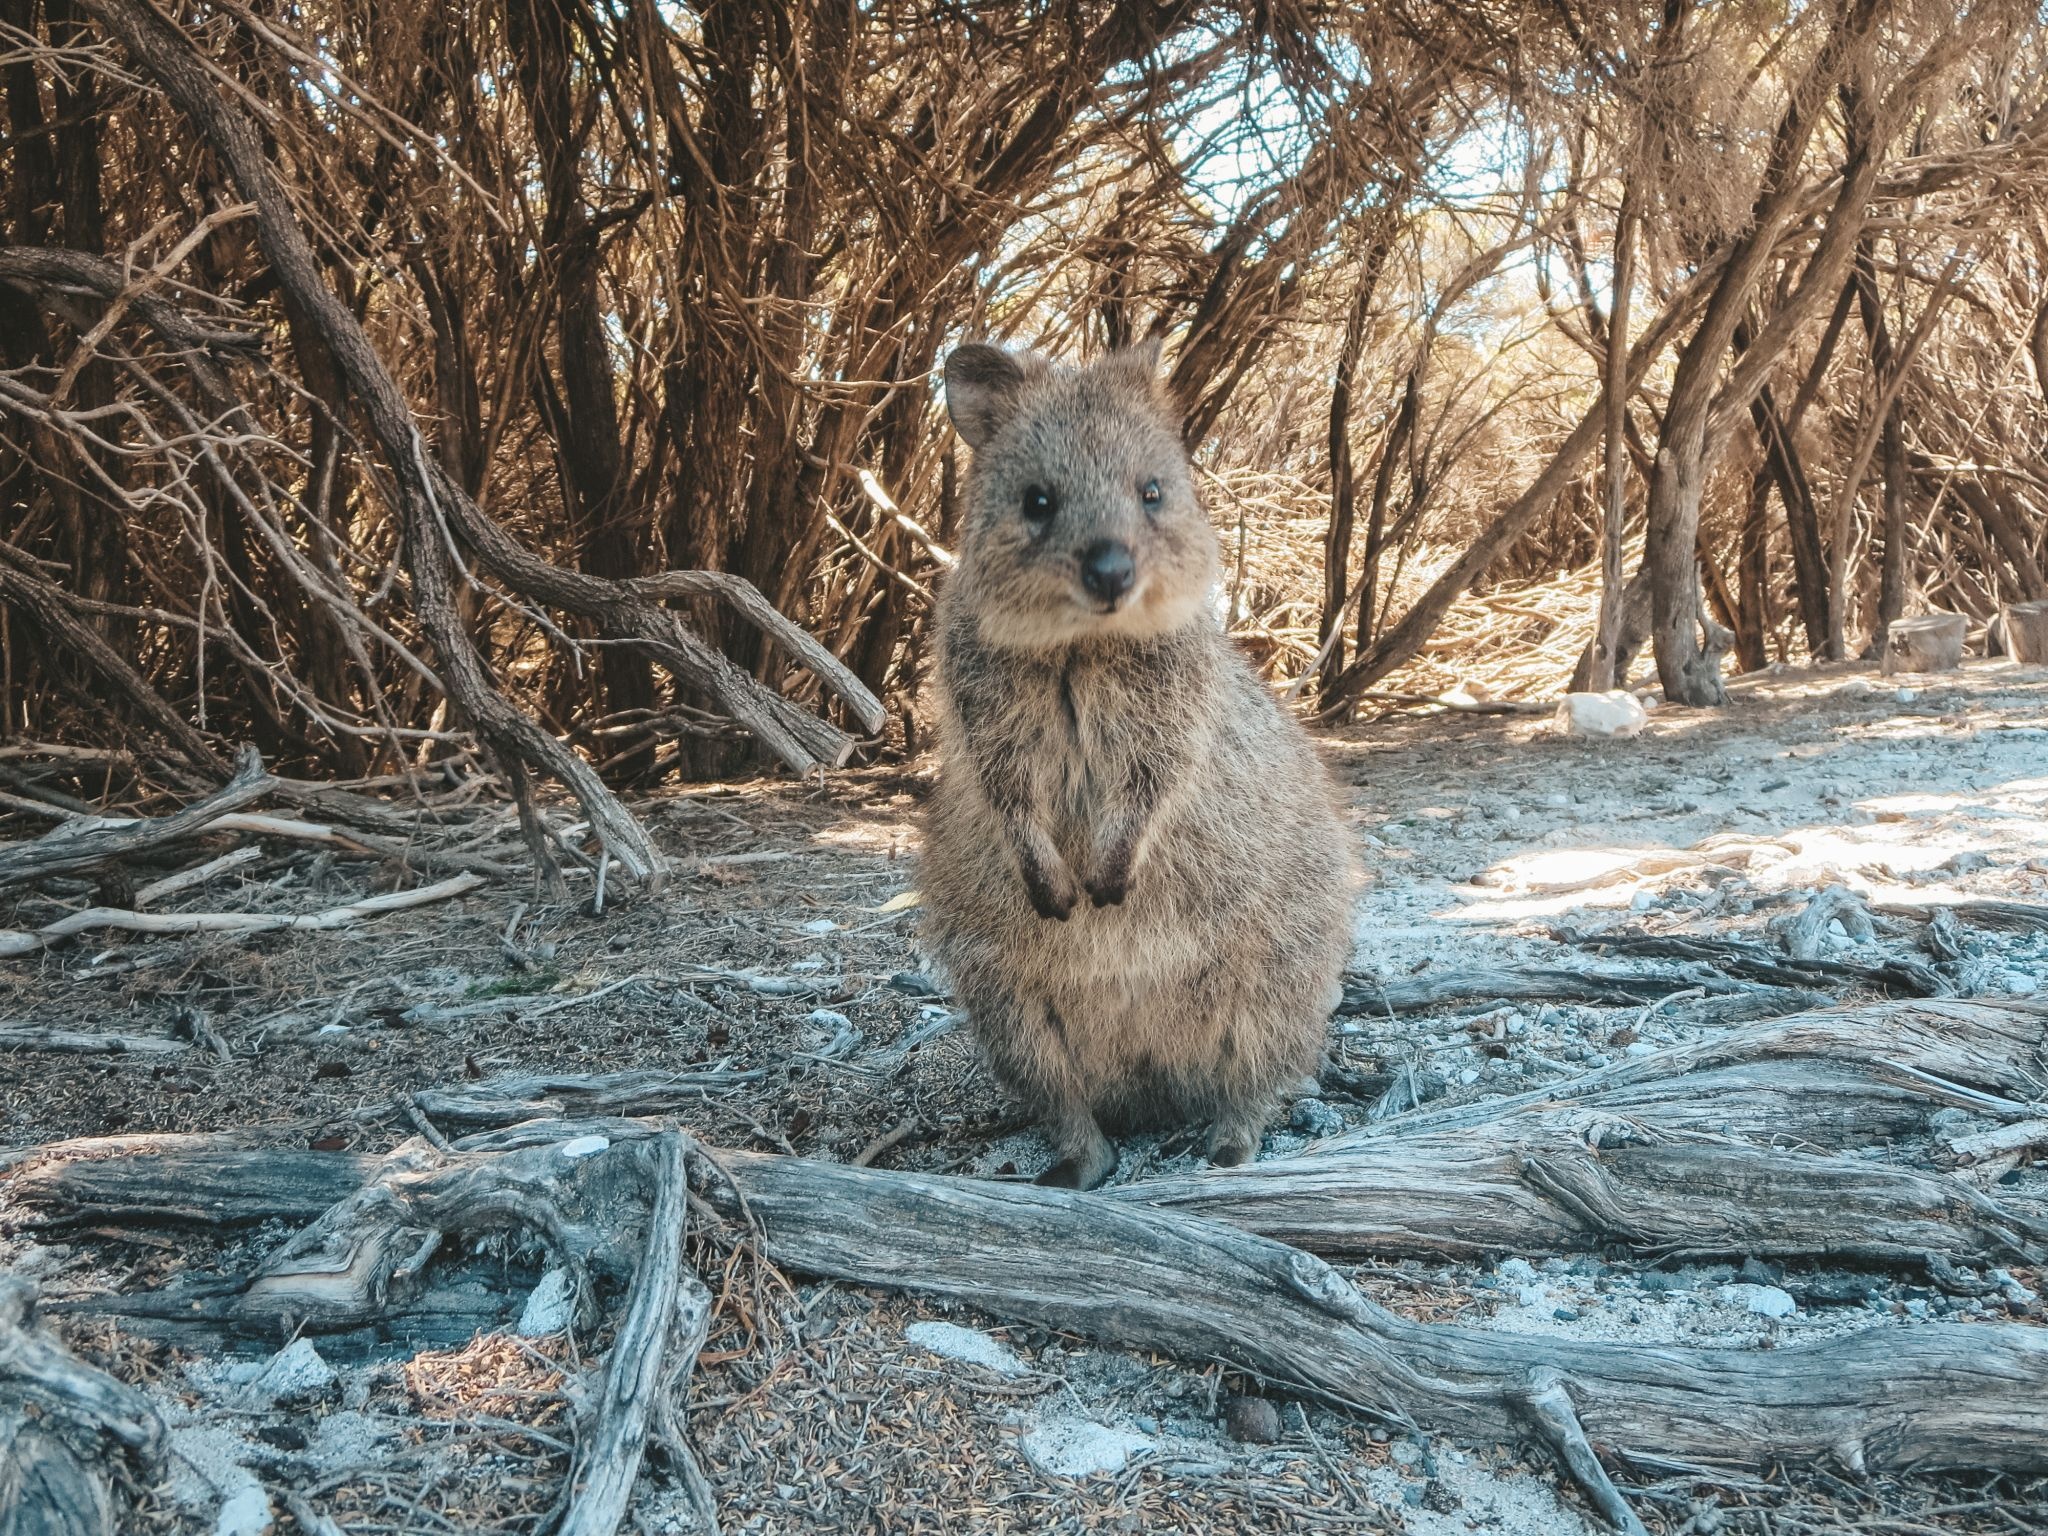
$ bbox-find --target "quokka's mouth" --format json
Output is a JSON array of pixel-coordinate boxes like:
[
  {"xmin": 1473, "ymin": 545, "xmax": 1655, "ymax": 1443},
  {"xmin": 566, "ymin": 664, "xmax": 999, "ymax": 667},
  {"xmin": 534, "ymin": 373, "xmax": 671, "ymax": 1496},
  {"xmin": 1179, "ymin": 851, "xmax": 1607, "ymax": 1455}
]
[{"xmin": 1078, "ymin": 581, "xmax": 1145, "ymax": 618}]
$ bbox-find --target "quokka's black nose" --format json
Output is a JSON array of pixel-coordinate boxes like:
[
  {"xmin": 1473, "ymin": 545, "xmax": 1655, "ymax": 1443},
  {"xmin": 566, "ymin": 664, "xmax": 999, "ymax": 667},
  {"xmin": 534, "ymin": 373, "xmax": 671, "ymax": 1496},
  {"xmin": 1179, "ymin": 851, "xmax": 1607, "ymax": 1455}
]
[{"xmin": 1080, "ymin": 539, "xmax": 1136, "ymax": 602}]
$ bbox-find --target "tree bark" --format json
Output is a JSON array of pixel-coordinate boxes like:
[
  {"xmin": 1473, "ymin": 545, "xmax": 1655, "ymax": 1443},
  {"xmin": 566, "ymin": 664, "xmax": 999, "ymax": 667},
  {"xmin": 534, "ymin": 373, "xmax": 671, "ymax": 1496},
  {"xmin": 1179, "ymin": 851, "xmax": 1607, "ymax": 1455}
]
[
  {"xmin": 1586, "ymin": 190, "xmax": 1637, "ymax": 692},
  {"xmin": 1646, "ymin": 0, "xmax": 1883, "ymax": 701}
]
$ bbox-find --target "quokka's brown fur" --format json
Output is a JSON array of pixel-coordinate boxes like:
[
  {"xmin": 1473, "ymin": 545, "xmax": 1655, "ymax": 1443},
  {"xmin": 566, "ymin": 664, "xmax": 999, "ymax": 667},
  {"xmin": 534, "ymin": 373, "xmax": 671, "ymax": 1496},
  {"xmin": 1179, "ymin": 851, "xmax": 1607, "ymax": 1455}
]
[{"xmin": 920, "ymin": 339, "xmax": 1356, "ymax": 1190}]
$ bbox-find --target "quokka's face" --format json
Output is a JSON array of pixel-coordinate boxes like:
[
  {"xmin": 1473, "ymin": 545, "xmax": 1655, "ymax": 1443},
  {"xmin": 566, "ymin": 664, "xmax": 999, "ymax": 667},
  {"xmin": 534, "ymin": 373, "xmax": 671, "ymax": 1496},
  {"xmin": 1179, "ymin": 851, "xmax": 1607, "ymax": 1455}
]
[{"xmin": 944, "ymin": 341, "xmax": 1221, "ymax": 648}]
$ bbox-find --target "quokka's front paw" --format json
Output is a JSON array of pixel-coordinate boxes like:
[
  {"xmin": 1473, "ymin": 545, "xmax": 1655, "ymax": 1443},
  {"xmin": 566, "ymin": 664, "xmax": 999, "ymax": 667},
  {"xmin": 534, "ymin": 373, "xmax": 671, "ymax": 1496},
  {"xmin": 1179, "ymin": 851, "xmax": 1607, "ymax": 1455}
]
[
  {"xmin": 1019, "ymin": 854, "xmax": 1079, "ymax": 921},
  {"xmin": 1085, "ymin": 873, "xmax": 1128, "ymax": 907},
  {"xmin": 1084, "ymin": 845, "xmax": 1134, "ymax": 907}
]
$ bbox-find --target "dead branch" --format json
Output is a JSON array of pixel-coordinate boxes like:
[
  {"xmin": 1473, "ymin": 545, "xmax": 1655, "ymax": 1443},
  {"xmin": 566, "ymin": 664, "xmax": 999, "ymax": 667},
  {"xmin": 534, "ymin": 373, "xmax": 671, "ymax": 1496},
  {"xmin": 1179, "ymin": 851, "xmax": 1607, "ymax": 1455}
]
[
  {"xmin": 0, "ymin": 1026, "xmax": 188, "ymax": 1057},
  {"xmin": 0, "ymin": 744, "xmax": 267, "ymax": 893},
  {"xmin": 0, "ymin": 870, "xmax": 484, "ymax": 957}
]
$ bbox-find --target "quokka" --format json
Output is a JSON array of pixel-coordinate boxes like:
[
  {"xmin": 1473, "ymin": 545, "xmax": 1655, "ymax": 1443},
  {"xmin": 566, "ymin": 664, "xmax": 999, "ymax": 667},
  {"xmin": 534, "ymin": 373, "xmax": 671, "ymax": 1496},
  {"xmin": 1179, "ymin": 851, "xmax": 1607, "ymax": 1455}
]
[{"xmin": 919, "ymin": 339, "xmax": 1355, "ymax": 1190}]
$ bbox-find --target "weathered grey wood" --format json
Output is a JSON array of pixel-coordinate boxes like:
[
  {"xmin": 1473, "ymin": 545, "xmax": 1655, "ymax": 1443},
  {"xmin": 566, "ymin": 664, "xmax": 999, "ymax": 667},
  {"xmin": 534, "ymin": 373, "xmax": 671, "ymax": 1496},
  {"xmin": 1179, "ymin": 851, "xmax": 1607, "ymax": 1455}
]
[
  {"xmin": 0, "ymin": 1279, "xmax": 164, "ymax": 1463},
  {"xmin": 0, "ymin": 1278, "xmax": 161, "ymax": 1534},
  {"xmin": 0, "ymin": 1027, "xmax": 189, "ymax": 1058},
  {"xmin": 405, "ymin": 1068, "xmax": 768, "ymax": 1130},
  {"xmin": 0, "ymin": 1426, "xmax": 114, "ymax": 1536},
  {"xmin": 714, "ymin": 1152, "xmax": 2048, "ymax": 1478},
  {"xmin": 1131, "ymin": 1129, "xmax": 2045, "ymax": 1265},
  {"xmin": 33, "ymin": 1130, "xmax": 2048, "ymax": 1500},
  {"xmin": 0, "ymin": 745, "xmax": 266, "ymax": 894},
  {"xmin": 1332, "ymin": 998, "xmax": 2047, "ymax": 1144},
  {"xmin": 1562, "ymin": 926, "xmax": 1945, "ymax": 997},
  {"xmin": 2004, "ymin": 598, "xmax": 2048, "ymax": 664},
  {"xmin": 1883, "ymin": 611, "xmax": 1966, "ymax": 673},
  {"xmin": 7, "ymin": 1145, "xmax": 376, "ymax": 1226},
  {"xmin": 1339, "ymin": 964, "xmax": 1825, "ymax": 1018},
  {"xmin": 1877, "ymin": 896, "xmax": 2048, "ymax": 933},
  {"xmin": 14, "ymin": 1002, "xmax": 2044, "ymax": 1274},
  {"xmin": 558, "ymin": 1133, "xmax": 712, "ymax": 1536}
]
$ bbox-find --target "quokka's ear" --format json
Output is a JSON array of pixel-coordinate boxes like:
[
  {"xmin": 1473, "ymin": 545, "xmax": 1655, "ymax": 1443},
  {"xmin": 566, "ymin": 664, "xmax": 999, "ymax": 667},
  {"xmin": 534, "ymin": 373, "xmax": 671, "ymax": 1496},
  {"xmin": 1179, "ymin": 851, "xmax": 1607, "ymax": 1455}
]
[
  {"xmin": 945, "ymin": 344, "xmax": 1040, "ymax": 447},
  {"xmin": 1096, "ymin": 334, "xmax": 1167, "ymax": 396}
]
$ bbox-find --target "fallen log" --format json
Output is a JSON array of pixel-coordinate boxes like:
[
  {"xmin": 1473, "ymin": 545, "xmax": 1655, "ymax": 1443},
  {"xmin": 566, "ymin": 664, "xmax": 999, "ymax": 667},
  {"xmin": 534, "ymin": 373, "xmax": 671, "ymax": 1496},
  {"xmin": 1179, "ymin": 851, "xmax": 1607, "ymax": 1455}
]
[
  {"xmin": 1340, "ymin": 962, "xmax": 1825, "ymax": 1018},
  {"xmin": 1131, "ymin": 1126, "xmax": 2046, "ymax": 1266},
  {"xmin": 1559, "ymin": 926, "xmax": 1946, "ymax": 997},
  {"xmin": 13, "ymin": 1001, "xmax": 2043, "ymax": 1269},
  {"xmin": 1875, "ymin": 896, "xmax": 2048, "ymax": 933},
  {"xmin": 720, "ymin": 1152, "xmax": 2048, "ymax": 1489},
  {"xmin": 19, "ymin": 1127, "xmax": 2048, "ymax": 1531},
  {"xmin": 9, "ymin": 1000, "xmax": 2045, "ymax": 1532}
]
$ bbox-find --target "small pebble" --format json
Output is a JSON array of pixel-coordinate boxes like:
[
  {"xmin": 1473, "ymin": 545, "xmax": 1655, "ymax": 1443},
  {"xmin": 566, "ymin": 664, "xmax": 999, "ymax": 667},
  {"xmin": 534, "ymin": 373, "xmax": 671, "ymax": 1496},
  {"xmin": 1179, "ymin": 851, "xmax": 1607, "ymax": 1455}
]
[
  {"xmin": 1288, "ymin": 1098, "xmax": 1345, "ymax": 1139},
  {"xmin": 1225, "ymin": 1396, "xmax": 1283, "ymax": 1445},
  {"xmin": 1721, "ymin": 1283, "xmax": 1797, "ymax": 1318}
]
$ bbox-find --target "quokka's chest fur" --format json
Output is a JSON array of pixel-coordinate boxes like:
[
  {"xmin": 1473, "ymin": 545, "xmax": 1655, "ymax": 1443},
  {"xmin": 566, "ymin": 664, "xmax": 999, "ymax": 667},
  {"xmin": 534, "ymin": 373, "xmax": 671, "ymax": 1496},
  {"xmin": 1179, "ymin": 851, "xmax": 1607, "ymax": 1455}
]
[{"xmin": 944, "ymin": 629, "xmax": 1213, "ymax": 829}]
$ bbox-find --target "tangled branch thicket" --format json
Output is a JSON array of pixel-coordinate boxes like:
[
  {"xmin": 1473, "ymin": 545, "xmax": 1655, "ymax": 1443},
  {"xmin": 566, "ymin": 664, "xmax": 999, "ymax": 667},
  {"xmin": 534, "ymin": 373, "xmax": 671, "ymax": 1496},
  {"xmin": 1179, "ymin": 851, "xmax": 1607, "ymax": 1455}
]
[{"xmin": 2, "ymin": 0, "xmax": 2045, "ymax": 835}]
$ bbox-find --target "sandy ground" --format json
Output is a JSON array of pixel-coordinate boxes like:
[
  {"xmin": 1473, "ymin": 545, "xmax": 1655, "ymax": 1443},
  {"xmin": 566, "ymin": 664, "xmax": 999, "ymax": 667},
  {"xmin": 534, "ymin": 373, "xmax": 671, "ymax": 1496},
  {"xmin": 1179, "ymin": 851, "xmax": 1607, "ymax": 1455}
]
[{"xmin": 2, "ymin": 657, "xmax": 2045, "ymax": 1535}]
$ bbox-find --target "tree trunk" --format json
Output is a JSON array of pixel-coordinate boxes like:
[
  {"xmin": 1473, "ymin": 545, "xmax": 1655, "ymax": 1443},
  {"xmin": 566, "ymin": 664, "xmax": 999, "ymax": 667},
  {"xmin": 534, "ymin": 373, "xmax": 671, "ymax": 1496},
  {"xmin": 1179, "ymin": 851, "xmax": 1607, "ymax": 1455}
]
[
  {"xmin": 1648, "ymin": 7, "xmax": 1883, "ymax": 700},
  {"xmin": 1586, "ymin": 191, "xmax": 1637, "ymax": 691},
  {"xmin": 1319, "ymin": 265, "xmax": 1377, "ymax": 680},
  {"xmin": 1853, "ymin": 239, "xmax": 1910, "ymax": 648},
  {"xmin": 508, "ymin": 0, "xmax": 657, "ymax": 782}
]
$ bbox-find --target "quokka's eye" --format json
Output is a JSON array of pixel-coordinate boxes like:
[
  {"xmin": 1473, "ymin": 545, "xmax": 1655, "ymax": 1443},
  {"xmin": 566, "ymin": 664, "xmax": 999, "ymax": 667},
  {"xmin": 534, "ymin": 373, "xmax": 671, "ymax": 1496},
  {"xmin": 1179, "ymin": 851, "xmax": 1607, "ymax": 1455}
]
[
  {"xmin": 1021, "ymin": 485, "xmax": 1058, "ymax": 521},
  {"xmin": 1140, "ymin": 478, "xmax": 1162, "ymax": 507}
]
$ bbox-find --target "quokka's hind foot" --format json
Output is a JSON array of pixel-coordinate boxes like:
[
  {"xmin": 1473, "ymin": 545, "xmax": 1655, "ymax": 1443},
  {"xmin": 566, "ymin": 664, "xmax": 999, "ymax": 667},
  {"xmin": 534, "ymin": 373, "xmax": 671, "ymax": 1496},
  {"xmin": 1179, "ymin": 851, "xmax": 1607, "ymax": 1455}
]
[
  {"xmin": 1206, "ymin": 1111, "xmax": 1271, "ymax": 1169},
  {"xmin": 1033, "ymin": 1115, "xmax": 1118, "ymax": 1190}
]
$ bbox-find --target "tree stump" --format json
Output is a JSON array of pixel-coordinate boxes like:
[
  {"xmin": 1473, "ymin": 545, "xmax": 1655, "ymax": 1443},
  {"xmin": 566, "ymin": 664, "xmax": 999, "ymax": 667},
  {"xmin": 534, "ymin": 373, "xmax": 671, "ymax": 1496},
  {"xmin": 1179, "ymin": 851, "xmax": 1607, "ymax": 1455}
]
[
  {"xmin": 1883, "ymin": 612, "xmax": 1966, "ymax": 673},
  {"xmin": 2003, "ymin": 600, "xmax": 2048, "ymax": 665}
]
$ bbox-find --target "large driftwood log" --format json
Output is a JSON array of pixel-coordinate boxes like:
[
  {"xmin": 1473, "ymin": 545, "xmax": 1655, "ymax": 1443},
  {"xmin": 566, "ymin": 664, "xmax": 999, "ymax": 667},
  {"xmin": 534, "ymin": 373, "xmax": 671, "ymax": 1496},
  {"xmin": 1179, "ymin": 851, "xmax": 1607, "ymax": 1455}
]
[
  {"xmin": 16, "ymin": 1128, "xmax": 2047, "ymax": 1525},
  {"xmin": 1877, "ymin": 896, "xmax": 2048, "ymax": 933},
  {"xmin": 8, "ymin": 1000, "xmax": 2047, "ymax": 1531},
  {"xmin": 13, "ymin": 1002, "xmax": 2044, "ymax": 1271},
  {"xmin": 717, "ymin": 1153, "xmax": 2048, "ymax": 1483}
]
